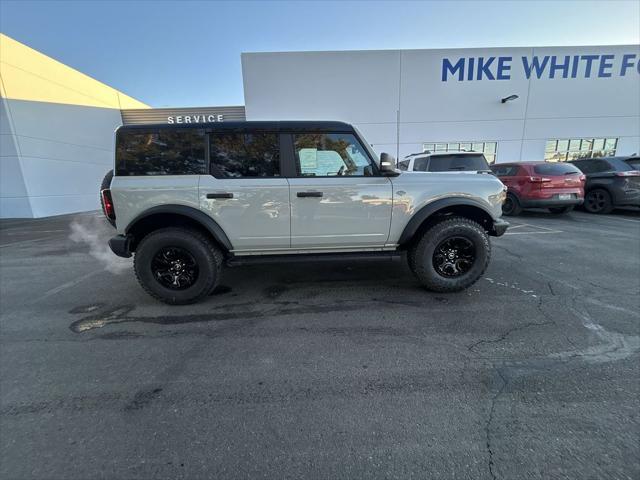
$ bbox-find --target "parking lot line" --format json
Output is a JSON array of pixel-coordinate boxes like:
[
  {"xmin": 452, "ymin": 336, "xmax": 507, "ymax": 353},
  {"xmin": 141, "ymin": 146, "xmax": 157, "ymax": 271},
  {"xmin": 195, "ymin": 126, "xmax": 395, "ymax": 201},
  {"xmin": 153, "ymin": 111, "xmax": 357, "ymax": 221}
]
[
  {"xmin": 504, "ymin": 230, "xmax": 563, "ymax": 235},
  {"xmin": 0, "ymin": 237, "xmax": 57, "ymax": 248},
  {"xmin": 34, "ymin": 269, "xmax": 104, "ymax": 302}
]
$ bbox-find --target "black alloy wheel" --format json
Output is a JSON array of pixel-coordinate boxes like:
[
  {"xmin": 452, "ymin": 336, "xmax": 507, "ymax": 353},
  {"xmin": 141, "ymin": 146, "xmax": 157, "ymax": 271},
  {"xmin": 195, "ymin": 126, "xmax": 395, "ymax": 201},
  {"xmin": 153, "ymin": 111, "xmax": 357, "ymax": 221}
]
[
  {"xmin": 432, "ymin": 236, "xmax": 476, "ymax": 278},
  {"xmin": 151, "ymin": 246, "xmax": 199, "ymax": 290},
  {"xmin": 407, "ymin": 216, "xmax": 491, "ymax": 293},
  {"xmin": 584, "ymin": 189, "xmax": 613, "ymax": 214}
]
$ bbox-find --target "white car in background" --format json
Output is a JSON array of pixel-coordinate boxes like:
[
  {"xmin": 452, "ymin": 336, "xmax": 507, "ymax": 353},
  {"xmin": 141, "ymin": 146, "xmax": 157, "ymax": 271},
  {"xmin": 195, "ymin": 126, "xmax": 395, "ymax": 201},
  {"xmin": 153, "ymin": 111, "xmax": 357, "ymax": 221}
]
[{"xmin": 397, "ymin": 151, "xmax": 493, "ymax": 174}]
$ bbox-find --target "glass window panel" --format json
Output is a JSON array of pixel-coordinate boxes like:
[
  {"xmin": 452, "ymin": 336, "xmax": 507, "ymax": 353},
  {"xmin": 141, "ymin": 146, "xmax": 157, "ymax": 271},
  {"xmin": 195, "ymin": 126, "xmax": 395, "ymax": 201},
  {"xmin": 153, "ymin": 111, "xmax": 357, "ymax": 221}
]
[
  {"xmin": 605, "ymin": 138, "xmax": 617, "ymax": 150},
  {"xmin": 459, "ymin": 143, "xmax": 472, "ymax": 151},
  {"xmin": 293, "ymin": 132, "xmax": 374, "ymax": 177},
  {"xmin": 484, "ymin": 142, "xmax": 497, "ymax": 154},
  {"xmin": 592, "ymin": 139, "xmax": 605, "ymax": 151},
  {"xmin": 485, "ymin": 154, "xmax": 496, "ymax": 164},
  {"xmin": 116, "ymin": 129, "xmax": 206, "ymax": 176},
  {"xmin": 423, "ymin": 143, "xmax": 435, "ymax": 152},
  {"xmin": 569, "ymin": 139, "xmax": 581, "ymax": 151},
  {"xmin": 435, "ymin": 143, "xmax": 447, "ymax": 151},
  {"xmin": 472, "ymin": 143, "xmax": 484, "ymax": 152},
  {"xmin": 557, "ymin": 140, "xmax": 569, "ymax": 152},
  {"xmin": 210, "ymin": 132, "xmax": 280, "ymax": 178},
  {"xmin": 447, "ymin": 143, "xmax": 460, "ymax": 151},
  {"xmin": 545, "ymin": 140, "xmax": 557, "ymax": 153},
  {"xmin": 580, "ymin": 139, "xmax": 593, "ymax": 151}
]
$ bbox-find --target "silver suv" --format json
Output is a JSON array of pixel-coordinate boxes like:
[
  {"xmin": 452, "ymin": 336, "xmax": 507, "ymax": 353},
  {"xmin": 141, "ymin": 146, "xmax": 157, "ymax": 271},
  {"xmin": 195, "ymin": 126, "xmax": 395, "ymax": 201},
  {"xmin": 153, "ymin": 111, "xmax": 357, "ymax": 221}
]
[{"xmin": 102, "ymin": 121, "xmax": 508, "ymax": 304}]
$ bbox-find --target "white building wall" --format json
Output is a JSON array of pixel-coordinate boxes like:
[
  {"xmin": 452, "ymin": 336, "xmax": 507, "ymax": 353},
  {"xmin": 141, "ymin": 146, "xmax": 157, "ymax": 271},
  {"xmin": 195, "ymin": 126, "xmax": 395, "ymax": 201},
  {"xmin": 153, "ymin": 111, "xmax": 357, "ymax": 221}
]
[
  {"xmin": 0, "ymin": 33, "xmax": 148, "ymax": 218},
  {"xmin": 2, "ymin": 99, "xmax": 123, "ymax": 217},
  {"xmin": 242, "ymin": 45, "xmax": 640, "ymax": 162}
]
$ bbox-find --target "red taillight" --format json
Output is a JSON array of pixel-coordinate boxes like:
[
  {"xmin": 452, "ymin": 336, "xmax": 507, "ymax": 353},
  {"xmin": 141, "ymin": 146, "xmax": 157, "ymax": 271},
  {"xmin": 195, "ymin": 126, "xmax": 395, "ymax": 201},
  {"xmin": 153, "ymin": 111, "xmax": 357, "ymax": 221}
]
[
  {"xmin": 529, "ymin": 176, "xmax": 552, "ymax": 183},
  {"xmin": 101, "ymin": 189, "xmax": 115, "ymax": 220},
  {"xmin": 615, "ymin": 171, "xmax": 640, "ymax": 177},
  {"xmin": 579, "ymin": 175, "xmax": 586, "ymax": 182}
]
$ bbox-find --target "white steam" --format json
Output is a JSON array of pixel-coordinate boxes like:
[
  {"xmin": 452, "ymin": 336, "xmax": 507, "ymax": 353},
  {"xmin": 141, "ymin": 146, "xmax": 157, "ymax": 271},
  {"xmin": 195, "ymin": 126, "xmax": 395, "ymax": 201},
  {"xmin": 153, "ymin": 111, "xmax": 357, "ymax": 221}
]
[{"xmin": 69, "ymin": 215, "xmax": 131, "ymax": 274}]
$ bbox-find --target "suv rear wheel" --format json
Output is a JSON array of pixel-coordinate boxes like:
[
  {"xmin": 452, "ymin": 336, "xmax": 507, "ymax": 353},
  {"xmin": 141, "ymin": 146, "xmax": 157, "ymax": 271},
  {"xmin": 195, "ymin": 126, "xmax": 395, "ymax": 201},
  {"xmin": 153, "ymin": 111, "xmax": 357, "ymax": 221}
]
[
  {"xmin": 584, "ymin": 188, "xmax": 613, "ymax": 214},
  {"xmin": 408, "ymin": 217, "xmax": 490, "ymax": 292},
  {"xmin": 134, "ymin": 228, "xmax": 223, "ymax": 305}
]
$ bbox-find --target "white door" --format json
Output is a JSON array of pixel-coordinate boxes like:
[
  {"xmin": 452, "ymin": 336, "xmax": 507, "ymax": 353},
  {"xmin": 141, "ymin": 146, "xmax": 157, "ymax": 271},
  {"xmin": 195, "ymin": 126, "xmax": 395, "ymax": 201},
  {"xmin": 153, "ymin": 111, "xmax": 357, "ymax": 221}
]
[
  {"xmin": 288, "ymin": 132, "xmax": 393, "ymax": 248},
  {"xmin": 199, "ymin": 131, "xmax": 290, "ymax": 251}
]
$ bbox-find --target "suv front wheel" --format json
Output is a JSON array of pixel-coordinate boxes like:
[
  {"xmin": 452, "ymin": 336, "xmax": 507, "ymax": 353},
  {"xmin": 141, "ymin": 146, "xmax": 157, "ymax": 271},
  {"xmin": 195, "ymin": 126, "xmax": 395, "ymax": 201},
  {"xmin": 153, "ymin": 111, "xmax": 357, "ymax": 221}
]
[
  {"xmin": 408, "ymin": 217, "xmax": 491, "ymax": 292},
  {"xmin": 134, "ymin": 228, "xmax": 223, "ymax": 305}
]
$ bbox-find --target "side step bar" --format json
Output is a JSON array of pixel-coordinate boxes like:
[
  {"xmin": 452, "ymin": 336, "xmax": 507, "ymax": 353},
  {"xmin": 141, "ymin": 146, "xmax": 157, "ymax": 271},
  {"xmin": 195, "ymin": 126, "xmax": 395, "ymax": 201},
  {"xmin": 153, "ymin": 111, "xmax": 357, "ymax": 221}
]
[{"xmin": 226, "ymin": 251, "xmax": 401, "ymax": 267}]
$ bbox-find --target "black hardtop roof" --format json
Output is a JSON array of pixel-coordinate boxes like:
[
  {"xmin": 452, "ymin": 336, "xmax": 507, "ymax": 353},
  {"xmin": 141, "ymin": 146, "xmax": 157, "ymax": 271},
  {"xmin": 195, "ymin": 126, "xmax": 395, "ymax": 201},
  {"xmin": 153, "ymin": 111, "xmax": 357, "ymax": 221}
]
[{"xmin": 117, "ymin": 120, "xmax": 355, "ymax": 133}]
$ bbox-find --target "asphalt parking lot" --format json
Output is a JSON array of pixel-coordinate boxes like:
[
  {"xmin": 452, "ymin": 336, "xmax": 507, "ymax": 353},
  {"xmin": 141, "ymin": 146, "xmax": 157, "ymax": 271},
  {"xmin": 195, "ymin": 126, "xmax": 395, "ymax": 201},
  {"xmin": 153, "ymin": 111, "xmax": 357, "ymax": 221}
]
[{"xmin": 1, "ymin": 209, "xmax": 639, "ymax": 480}]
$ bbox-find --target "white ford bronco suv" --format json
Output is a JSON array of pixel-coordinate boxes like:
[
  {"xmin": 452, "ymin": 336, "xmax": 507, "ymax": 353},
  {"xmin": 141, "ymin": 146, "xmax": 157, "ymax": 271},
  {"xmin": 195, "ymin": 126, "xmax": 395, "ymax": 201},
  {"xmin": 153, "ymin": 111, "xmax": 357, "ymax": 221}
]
[{"xmin": 102, "ymin": 121, "xmax": 508, "ymax": 304}]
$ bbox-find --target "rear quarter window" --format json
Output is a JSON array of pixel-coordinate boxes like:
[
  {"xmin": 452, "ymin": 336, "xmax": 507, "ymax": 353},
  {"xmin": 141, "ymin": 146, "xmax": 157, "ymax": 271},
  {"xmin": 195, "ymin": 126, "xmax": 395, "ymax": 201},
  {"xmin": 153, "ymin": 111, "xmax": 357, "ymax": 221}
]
[
  {"xmin": 626, "ymin": 158, "xmax": 640, "ymax": 170},
  {"xmin": 116, "ymin": 128, "xmax": 206, "ymax": 176}
]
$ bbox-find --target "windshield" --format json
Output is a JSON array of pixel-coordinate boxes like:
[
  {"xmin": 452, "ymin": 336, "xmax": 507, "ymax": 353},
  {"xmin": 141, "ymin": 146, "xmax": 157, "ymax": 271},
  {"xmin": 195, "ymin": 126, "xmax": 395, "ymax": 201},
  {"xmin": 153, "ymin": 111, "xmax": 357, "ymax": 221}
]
[{"xmin": 427, "ymin": 154, "xmax": 490, "ymax": 172}]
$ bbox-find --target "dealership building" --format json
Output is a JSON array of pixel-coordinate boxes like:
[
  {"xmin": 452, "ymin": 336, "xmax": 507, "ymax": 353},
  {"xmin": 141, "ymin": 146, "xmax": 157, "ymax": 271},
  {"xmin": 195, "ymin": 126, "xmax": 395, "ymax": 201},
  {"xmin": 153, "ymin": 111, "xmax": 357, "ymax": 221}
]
[{"xmin": 1, "ymin": 33, "xmax": 638, "ymax": 218}]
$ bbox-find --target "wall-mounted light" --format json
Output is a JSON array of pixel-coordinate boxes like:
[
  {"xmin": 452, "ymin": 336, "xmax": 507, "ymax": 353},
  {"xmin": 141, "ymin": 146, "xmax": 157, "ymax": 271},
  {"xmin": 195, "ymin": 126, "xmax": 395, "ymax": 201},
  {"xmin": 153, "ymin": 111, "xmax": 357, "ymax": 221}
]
[{"xmin": 501, "ymin": 94, "xmax": 519, "ymax": 103}]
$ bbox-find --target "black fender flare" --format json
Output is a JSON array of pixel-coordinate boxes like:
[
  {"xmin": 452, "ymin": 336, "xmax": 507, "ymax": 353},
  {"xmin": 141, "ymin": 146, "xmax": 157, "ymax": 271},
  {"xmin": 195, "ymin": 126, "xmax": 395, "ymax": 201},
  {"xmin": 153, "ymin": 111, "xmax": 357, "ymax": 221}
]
[
  {"xmin": 398, "ymin": 197, "xmax": 497, "ymax": 245},
  {"xmin": 125, "ymin": 204, "xmax": 233, "ymax": 251}
]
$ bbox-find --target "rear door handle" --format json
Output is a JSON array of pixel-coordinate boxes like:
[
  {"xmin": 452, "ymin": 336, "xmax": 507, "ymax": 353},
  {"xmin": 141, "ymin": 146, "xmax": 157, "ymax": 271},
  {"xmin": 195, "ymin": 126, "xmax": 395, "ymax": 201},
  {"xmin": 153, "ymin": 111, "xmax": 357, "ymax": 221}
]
[
  {"xmin": 297, "ymin": 191, "xmax": 323, "ymax": 198},
  {"xmin": 206, "ymin": 193, "xmax": 233, "ymax": 199}
]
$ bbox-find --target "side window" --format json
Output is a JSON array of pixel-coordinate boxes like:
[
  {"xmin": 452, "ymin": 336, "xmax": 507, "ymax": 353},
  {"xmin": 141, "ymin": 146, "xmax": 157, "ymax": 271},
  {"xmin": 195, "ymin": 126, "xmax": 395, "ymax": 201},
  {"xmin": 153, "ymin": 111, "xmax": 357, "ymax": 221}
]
[
  {"xmin": 116, "ymin": 129, "xmax": 206, "ymax": 176},
  {"xmin": 571, "ymin": 160, "xmax": 592, "ymax": 173},
  {"xmin": 293, "ymin": 133, "xmax": 375, "ymax": 177},
  {"xmin": 413, "ymin": 157, "xmax": 429, "ymax": 171},
  {"xmin": 491, "ymin": 165, "xmax": 517, "ymax": 177},
  {"xmin": 209, "ymin": 132, "xmax": 280, "ymax": 178},
  {"xmin": 397, "ymin": 160, "xmax": 410, "ymax": 171},
  {"xmin": 592, "ymin": 160, "xmax": 612, "ymax": 173}
]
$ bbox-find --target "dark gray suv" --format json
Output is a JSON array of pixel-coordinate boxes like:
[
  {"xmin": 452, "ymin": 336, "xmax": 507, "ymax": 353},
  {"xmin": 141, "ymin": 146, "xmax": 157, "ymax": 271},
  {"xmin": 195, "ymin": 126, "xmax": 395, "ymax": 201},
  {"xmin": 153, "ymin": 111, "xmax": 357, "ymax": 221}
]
[{"xmin": 569, "ymin": 157, "xmax": 640, "ymax": 213}]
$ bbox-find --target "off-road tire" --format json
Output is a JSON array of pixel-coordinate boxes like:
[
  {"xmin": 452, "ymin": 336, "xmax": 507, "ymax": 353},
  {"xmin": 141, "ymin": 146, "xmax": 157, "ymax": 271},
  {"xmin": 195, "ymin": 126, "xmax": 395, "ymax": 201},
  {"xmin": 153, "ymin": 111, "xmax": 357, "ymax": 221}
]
[
  {"xmin": 408, "ymin": 217, "xmax": 491, "ymax": 293},
  {"xmin": 502, "ymin": 193, "xmax": 522, "ymax": 216},
  {"xmin": 584, "ymin": 188, "xmax": 613, "ymax": 214},
  {"xmin": 134, "ymin": 228, "xmax": 223, "ymax": 305},
  {"xmin": 549, "ymin": 206, "xmax": 574, "ymax": 214}
]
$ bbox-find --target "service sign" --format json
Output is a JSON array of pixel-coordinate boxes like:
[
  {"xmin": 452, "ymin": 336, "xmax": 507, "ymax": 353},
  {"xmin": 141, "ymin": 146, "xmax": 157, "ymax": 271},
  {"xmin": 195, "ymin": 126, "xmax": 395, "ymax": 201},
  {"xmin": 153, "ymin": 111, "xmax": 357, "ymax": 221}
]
[
  {"xmin": 167, "ymin": 114, "xmax": 224, "ymax": 124},
  {"xmin": 441, "ymin": 53, "xmax": 640, "ymax": 81}
]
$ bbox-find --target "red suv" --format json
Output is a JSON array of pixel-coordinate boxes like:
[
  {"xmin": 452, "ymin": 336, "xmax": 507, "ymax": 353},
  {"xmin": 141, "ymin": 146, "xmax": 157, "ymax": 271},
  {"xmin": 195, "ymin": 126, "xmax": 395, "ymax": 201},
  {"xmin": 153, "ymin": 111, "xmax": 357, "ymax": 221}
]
[{"xmin": 491, "ymin": 162, "xmax": 585, "ymax": 215}]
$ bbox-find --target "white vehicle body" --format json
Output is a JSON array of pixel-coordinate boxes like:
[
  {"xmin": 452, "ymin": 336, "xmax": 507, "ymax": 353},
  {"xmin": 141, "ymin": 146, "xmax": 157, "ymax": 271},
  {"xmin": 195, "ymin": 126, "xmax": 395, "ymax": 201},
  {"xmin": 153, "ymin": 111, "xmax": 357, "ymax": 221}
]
[{"xmin": 398, "ymin": 151, "xmax": 492, "ymax": 174}]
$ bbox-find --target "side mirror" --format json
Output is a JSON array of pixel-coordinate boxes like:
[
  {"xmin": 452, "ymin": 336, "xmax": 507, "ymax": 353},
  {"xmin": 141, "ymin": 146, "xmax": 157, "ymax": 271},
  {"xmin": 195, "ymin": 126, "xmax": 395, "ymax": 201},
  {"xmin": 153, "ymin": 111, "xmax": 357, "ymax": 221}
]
[{"xmin": 379, "ymin": 152, "xmax": 400, "ymax": 176}]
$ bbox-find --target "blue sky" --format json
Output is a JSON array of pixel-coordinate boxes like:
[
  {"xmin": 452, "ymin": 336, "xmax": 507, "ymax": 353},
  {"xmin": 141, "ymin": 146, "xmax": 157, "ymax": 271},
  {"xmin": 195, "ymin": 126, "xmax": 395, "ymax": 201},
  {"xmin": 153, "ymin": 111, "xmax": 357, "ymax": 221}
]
[{"xmin": 1, "ymin": 0, "xmax": 639, "ymax": 107}]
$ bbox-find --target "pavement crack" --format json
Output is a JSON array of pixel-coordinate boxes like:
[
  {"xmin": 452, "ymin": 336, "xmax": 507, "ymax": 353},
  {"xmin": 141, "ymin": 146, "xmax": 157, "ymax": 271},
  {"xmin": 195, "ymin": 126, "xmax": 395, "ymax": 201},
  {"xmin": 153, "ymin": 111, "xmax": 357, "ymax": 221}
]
[
  {"xmin": 467, "ymin": 319, "xmax": 554, "ymax": 353},
  {"xmin": 486, "ymin": 367, "xmax": 508, "ymax": 480},
  {"xmin": 547, "ymin": 282, "xmax": 555, "ymax": 296}
]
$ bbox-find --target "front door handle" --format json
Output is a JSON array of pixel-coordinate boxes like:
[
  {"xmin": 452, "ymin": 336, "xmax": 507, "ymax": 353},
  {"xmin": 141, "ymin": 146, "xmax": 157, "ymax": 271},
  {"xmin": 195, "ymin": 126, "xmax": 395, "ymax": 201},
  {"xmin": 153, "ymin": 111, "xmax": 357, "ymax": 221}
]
[
  {"xmin": 297, "ymin": 191, "xmax": 323, "ymax": 198},
  {"xmin": 207, "ymin": 193, "xmax": 233, "ymax": 199}
]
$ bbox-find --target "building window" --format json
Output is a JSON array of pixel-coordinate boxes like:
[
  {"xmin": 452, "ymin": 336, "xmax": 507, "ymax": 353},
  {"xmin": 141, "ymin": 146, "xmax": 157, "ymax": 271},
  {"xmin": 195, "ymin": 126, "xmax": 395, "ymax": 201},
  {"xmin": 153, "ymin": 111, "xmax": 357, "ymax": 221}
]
[
  {"xmin": 544, "ymin": 137, "xmax": 618, "ymax": 162},
  {"xmin": 423, "ymin": 141, "xmax": 498, "ymax": 164}
]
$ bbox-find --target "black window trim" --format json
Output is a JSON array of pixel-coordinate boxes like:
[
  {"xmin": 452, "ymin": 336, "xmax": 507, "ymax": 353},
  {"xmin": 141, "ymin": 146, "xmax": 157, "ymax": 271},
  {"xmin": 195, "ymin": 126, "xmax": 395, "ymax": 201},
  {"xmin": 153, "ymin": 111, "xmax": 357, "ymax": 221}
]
[{"xmin": 286, "ymin": 131, "xmax": 381, "ymax": 179}]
